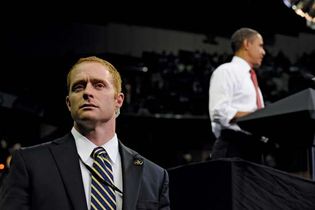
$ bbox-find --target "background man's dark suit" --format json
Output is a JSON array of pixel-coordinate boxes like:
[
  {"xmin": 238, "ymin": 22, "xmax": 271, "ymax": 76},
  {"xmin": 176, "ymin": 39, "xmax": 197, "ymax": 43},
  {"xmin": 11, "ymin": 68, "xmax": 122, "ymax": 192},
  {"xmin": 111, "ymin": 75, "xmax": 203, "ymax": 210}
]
[{"xmin": 0, "ymin": 133, "xmax": 170, "ymax": 210}]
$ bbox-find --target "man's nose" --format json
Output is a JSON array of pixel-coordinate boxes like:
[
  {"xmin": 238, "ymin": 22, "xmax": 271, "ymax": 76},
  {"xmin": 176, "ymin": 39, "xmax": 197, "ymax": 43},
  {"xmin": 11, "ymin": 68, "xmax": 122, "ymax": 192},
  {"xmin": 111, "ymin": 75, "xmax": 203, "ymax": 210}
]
[{"xmin": 83, "ymin": 83, "xmax": 94, "ymax": 99}]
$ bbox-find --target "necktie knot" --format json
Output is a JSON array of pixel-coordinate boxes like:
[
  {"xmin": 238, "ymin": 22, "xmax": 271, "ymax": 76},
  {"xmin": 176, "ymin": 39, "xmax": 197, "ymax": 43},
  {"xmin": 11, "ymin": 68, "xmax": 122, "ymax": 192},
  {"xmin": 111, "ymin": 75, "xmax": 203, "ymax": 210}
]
[{"xmin": 91, "ymin": 147, "xmax": 107, "ymax": 159}]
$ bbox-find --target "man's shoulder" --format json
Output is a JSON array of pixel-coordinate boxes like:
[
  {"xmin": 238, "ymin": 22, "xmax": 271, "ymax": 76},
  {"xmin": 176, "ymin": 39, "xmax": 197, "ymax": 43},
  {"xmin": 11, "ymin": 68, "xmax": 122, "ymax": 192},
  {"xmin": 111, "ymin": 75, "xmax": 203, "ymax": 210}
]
[
  {"xmin": 18, "ymin": 133, "xmax": 72, "ymax": 155},
  {"xmin": 215, "ymin": 61, "xmax": 239, "ymax": 73},
  {"xmin": 141, "ymin": 155, "xmax": 166, "ymax": 171},
  {"xmin": 20, "ymin": 141, "xmax": 53, "ymax": 153}
]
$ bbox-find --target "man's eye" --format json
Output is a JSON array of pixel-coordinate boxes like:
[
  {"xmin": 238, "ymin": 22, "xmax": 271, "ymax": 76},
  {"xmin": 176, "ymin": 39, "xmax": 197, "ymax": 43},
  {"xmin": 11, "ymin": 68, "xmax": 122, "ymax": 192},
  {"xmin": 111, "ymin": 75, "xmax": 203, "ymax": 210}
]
[
  {"xmin": 72, "ymin": 85, "xmax": 84, "ymax": 92},
  {"xmin": 94, "ymin": 83, "xmax": 105, "ymax": 89}
]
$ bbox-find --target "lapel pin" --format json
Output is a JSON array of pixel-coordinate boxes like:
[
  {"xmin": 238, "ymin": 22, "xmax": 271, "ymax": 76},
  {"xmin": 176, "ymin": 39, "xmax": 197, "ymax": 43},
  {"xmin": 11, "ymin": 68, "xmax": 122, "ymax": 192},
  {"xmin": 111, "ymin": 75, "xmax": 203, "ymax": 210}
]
[{"xmin": 134, "ymin": 158, "xmax": 144, "ymax": 166}]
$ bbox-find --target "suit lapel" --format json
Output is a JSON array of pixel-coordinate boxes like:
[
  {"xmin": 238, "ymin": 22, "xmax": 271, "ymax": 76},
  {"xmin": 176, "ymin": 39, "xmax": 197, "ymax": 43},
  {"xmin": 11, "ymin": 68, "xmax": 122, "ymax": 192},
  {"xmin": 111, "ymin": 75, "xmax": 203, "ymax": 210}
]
[
  {"xmin": 119, "ymin": 143, "xmax": 144, "ymax": 210},
  {"xmin": 50, "ymin": 134, "xmax": 87, "ymax": 210}
]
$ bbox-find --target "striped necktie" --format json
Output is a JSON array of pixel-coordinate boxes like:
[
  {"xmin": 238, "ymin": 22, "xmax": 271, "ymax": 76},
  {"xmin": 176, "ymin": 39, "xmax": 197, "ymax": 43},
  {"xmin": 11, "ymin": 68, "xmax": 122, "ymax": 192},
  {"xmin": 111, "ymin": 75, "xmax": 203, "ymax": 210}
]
[
  {"xmin": 90, "ymin": 147, "xmax": 116, "ymax": 210},
  {"xmin": 250, "ymin": 69, "xmax": 263, "ymax": 109}
]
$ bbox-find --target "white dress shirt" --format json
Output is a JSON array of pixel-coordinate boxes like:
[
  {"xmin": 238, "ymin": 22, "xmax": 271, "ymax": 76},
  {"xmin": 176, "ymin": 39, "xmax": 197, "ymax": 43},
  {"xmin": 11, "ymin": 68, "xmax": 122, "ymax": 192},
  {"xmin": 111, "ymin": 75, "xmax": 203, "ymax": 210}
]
[
  {"xmin": 209, "ymin": 56, "xmax": 264, "ymax": 138},
  {"xmin": 72, "ymin": 127, "xmax": 123, "ymax": 210}
]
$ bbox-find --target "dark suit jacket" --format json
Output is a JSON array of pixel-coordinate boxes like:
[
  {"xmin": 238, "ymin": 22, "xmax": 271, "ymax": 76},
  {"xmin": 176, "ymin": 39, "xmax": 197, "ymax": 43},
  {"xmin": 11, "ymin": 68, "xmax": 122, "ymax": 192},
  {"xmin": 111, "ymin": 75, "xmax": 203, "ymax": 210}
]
[{"xmin": 0, "ymin": 133, "xmax": 170, "ymax": 210}]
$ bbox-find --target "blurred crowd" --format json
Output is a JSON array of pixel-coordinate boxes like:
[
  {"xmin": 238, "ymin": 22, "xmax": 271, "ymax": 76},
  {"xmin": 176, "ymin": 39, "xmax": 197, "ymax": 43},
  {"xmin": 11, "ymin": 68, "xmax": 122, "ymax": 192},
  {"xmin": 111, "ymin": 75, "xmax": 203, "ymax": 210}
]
[{"xmin": 120, "ymin": 49, "xmax": 315, "ymax": 116}]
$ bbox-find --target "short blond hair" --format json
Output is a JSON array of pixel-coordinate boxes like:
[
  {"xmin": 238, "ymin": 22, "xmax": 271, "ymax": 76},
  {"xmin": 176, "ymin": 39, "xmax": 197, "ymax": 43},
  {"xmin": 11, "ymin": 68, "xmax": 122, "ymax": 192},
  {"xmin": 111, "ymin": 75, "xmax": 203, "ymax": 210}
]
[{"xmin": 67, "ymin": 56, "xmax": 122, "ymax": 95}]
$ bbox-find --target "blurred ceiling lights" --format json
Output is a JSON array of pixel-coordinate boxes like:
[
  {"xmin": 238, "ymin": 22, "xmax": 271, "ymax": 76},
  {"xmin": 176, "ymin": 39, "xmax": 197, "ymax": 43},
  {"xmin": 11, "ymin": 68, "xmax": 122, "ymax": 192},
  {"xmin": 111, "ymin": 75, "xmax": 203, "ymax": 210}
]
[{"xmin": 283, "ymin": 0, "xmax": 315, "ymax": 29}]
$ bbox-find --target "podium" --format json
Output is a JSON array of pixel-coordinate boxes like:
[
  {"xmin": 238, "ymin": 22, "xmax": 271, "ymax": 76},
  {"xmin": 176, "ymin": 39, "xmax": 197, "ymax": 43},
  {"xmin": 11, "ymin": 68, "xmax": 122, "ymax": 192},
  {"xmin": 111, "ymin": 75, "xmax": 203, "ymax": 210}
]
[
  {"xmin": 168, "ymin": 158, "xmax": 315, "ymax": 210},
  {"xmin": 237, "ymin": 88, "xmax": 315, "ymax": 179}
]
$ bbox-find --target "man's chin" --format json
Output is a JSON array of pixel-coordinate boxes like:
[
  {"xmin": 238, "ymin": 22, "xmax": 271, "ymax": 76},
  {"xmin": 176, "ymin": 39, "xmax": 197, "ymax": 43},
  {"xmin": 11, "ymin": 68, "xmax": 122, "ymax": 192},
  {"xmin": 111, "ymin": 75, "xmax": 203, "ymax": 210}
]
[
  {"xmin": 76, "ymin": 117, "xmax": 97, "ymax": 128},
  {"xmin": 77, "ymin": 113, "xmax": 98, "ymax": 121},
  {"xmin": 253, "ymin": 63, "xmax": 261, "ymax": 69}
]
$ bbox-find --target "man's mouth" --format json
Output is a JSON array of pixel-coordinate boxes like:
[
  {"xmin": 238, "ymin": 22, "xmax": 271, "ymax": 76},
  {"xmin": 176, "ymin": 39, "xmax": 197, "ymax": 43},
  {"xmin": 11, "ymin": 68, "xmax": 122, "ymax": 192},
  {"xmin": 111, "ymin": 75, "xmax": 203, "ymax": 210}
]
[{"xmin": 80, "ymin": 104, "xmax": 97, "ymax": 109}]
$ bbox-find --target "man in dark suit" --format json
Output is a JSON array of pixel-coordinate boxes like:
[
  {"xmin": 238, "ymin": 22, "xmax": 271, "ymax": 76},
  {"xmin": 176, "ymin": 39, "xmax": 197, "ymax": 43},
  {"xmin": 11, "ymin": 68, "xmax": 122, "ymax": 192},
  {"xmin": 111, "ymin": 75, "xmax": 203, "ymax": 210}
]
[{"xmin": 0, "ymin": 56, "xmax": 170, "ymax": 210}]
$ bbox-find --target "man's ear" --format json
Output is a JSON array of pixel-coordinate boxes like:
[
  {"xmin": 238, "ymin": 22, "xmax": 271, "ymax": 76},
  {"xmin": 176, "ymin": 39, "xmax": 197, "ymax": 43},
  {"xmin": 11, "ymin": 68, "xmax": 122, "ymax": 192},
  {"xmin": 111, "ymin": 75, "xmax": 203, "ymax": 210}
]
[
  {"xmin": 115, "ymin": 93, "xmax": 124, "ymax": 118},
  {"xmin": 66, "ymin": 96, "xmax": 71, "ymax": 111},
  {"xmin": 115, "ymin": 93, "xmax": 124, "ymax": 108},
  {"xmin": 243, "ymin": 39, "xmax": 250, "ymax": 50}
]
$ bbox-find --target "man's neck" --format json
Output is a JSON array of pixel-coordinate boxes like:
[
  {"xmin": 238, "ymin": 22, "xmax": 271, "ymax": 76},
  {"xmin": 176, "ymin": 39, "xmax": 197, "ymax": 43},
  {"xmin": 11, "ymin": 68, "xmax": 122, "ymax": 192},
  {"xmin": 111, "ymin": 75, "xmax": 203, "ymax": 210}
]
[{"xmin": 74, "ymin": 123, "xmax": 116, "ymax": 146}]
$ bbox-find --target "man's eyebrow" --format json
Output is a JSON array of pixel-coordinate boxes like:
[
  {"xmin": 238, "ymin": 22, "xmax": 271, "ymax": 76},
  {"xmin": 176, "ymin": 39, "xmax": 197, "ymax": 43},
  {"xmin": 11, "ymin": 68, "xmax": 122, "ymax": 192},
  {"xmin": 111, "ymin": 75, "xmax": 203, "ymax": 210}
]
[
  {"xmin": 90, "ymin": 78, "xmax": 106, "ymax": 83},
  {"xmin": 71, "ymin": 80, "xmax": 86, "ymax": 88}
]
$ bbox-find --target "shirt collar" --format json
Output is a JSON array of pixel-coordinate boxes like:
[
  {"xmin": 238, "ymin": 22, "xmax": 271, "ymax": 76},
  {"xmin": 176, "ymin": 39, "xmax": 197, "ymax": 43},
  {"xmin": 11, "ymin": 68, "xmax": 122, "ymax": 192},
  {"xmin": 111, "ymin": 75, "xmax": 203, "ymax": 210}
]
[
  {"xmin": 72, "ymin": 127, "xmax": 119, "ymax": 164},
  {"xmin": 232, "ymin": 56, "xmax": 251, "ymax": 73}
]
